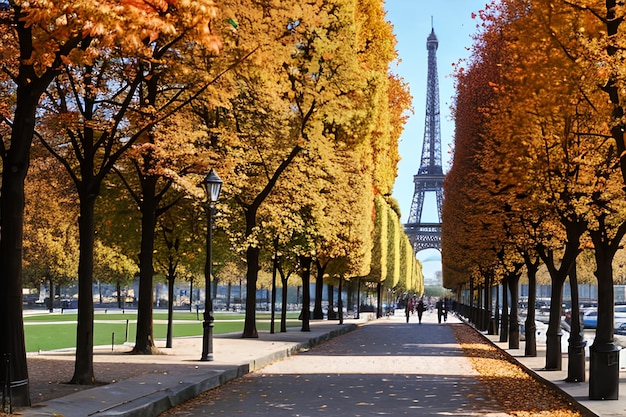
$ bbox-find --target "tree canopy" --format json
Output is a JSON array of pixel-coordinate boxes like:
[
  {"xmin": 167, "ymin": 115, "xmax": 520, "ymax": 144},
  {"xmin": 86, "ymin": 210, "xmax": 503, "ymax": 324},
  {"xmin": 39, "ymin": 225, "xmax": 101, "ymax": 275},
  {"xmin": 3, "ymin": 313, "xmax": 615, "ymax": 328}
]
[{"xmin": 0, "ymin": 0, "xmax": 420, "ymax": 402}]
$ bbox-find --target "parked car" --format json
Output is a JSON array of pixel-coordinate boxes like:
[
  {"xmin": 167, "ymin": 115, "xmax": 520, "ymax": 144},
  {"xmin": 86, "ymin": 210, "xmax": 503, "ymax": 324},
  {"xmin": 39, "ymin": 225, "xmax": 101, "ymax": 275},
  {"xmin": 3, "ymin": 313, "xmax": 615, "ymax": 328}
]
[
  {"xmin": 584, "ymin": 305, "xmax": 626, "ymax": 329},
  {"xmin": 583, "ymin": 309, "xmax": 598, "ymax": 329},
  {"xmin": 615, "ymin": 322, "xmax": 626, "ymax": 336},
  {"xmin": 615, "ymin": 305, "xmax": 626, "ymax": 328}
]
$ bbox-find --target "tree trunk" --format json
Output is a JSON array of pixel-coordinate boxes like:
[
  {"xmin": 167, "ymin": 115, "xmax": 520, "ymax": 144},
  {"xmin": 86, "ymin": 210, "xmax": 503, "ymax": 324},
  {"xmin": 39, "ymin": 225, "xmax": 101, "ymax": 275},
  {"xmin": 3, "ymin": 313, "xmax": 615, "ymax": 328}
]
[
  {"xmin": 594, "ymin": 253, "xmax": 616, "ymax": 347},
  {"xmin": 508, "ymin": 273, "xmax": 520, "ymax": 350},
  {"xmin": 469, "ymin": 275, "xmax": 475, "ymax": 326},
  {"xmin": 477, "ymin": 284, "xmax": 485, "ymax": 331},
  {"xmin": 70, "ymin": 192, "xmax": 97, "ymax": 385},
  {"xmin": 0, "ymin": 90, "xmax": 43, "ymax": 406},
  {"xmin": 486, "ymin": 275, "xmax": 495, "ymax": 335},
  {"xmin": 347, "ymin": 281, "xmax": 354, "ymax": 314},
  {"xmin": 338, "ymin": 277, "xmax": 344, "ymax": 324},
  {"xmin": 0, "ymin": 16, "xmax": 73, "ymax": 401},
  {"xmin": 313, "ymin": 262, "xmax": 324, "ymax": 319},
  {"xmin": 355, "ymin": 279, "xmax": 361, "ymax": 318},
  {"xmin": 240, "ymin": 145, "xmax": 302, "ymax": 337},
  {"xmin": 327, "ymin": 284, "xmax": 336, "ymax": 320},
  {"xmin": 300, "ymin": 255, "xmax": 312, "ymax": 332},
  {"xmin": 0, "ymin": 194, "xmax": 30, "ymax": 402},
  {"xmin": 537, "ymin": 224, "xmax": 585, "ymax": 371},
  {"xmin": 545, "ymin": 276, "xmax": 565, "ymax": 370},
  {"xmin": 97, "ymin": 281, "xmax": 103, "ymax": 305},
  {"xmin": 280, "ymin": 274, "xmax": 289, "ymax": 333},
  {"xmin": 494, "ymin": 278, "xmax": 500, "ymax": 335},
  {"xmin": 227, "ymin": 282, "xmax": 232, "ymax": 311},
  {"xmin": 376, "ymin": 282, "xmax": 383, "ymax": 318},
  {"xmin": 116, "ymin": 281, "xmax": 122, "ymax": 309},
  {"xmin": 566, "ymin": 263, "xmax": 585, "ymax": 382},
  {"xmin": 133, "ymin": 176, "xmax": 159, "ymax": 354},
  {"xmin": 499, "ymin": 278, "xmax": 509, "ymax": 343},
  {"xmin": 189, "ymin": 278, "xmax": 194, "ymax": 312},
  {"xmin": 242, "ymin": 244, "xmax": 260, "ymax": 338},
  {"xmin": 242, "ymin": 202, "xmax": 259, "ymax": 338},
  {"xmin": 48, "ymin": 277, "xmax": 54, "ymax": 312},
  {"xmin": 589, "ymin": 226, "xmax": 622, "ymax": 399},
  {"xmin": 524, "ymin": 256, "xmax": 538, "ymax": 357}
]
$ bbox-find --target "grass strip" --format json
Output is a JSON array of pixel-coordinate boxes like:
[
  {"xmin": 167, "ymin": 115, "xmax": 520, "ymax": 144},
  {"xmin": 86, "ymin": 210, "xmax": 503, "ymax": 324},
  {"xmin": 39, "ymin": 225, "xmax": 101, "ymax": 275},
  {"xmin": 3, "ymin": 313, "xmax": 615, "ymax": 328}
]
[{"xmin": 24, "ymin": 312, "xmax": 301, "ymax": 352}]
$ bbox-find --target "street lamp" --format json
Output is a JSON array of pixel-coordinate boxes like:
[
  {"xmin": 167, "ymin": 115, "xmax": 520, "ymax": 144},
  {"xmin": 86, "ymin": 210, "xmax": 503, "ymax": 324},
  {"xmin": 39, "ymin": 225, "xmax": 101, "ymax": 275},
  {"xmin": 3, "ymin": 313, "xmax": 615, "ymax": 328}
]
[{"xmin": 200, "ymin": 168, "xmax": 222, "ymax": 362}]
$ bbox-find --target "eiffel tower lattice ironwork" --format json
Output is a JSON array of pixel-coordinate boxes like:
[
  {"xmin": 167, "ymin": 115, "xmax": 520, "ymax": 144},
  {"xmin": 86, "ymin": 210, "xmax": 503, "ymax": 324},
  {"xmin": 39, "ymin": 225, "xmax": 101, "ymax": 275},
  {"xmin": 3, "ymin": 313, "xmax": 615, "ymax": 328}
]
[{"xmin": 405, "ymin": 27, "xmax": 444, "ymax": 252}]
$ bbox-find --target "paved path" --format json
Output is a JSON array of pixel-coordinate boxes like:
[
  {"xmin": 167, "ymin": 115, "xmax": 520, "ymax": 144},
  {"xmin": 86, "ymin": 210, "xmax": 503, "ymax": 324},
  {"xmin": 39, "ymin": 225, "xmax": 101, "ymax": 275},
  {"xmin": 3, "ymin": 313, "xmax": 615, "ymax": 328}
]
[
  {"xmin": 20, "ymin": 310, "xmax": 626, "ymax": 417},
  {"xmin": 158, "ymin": 313, "xmax": 509, "ymax": 416}
]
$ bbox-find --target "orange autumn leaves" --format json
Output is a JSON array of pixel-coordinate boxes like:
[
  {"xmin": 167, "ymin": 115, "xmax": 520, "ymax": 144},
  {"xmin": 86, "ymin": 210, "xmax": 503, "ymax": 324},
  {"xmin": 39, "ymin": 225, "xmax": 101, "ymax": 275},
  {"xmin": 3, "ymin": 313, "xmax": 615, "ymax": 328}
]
[
  {"xmin": 442, "ymin": 0, "xmax": 626, "ymax": 290},
  {"xmin": 451, "ymin": 325, "xmax": 583, "ymax": 417}
]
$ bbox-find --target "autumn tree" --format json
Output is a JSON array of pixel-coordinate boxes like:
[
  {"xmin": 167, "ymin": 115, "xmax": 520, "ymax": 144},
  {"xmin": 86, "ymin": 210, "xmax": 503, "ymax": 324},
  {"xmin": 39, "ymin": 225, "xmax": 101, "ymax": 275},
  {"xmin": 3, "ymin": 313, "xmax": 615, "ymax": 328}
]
[
  {"xmin": 153, "ymin": 195, "xmax": 232, "ymax": 348},
  {"xmin": 562, "ymin": 1, "xmax": 626, "ymax": 186},
  {"xmin": 465, "ymin": 0, "xmax": 626, "ymax": 391},
  {"xmin": 207, "ymin": 0, "xmax": 374, "ymax": 338},
  {"xmin": 307, "ymin": 0, "xmax": 408, "ymax": 319},
  {"xmin": 23, "ymin": 156, "xmax": 80, "ymax": 310},
  {"xmin": 35, "ymin": 0, "xmax": 220, "ymax": 383},
  {"xmin": 443, "ymin": 2, "xmax": 502, "ymax": 300},
  {"xmin": 470, "ymin": 0, "xmax": 589, "ymax": 374},
  {"xmin": 550, "ymin": 0, "xmax": 626, "ymax": 398},
  {"xmin": 93, "ymin": 240, "xmax": 139, "ymax": 307},
  {"xmin": 0, "ymin": 1, "xmax": 115, "ymax": 403}
]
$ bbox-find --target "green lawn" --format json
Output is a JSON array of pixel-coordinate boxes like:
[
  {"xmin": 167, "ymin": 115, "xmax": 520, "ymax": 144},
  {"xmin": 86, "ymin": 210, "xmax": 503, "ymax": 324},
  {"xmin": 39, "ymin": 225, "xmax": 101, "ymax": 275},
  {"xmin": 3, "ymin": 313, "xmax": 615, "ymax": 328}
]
[{"xmin": 24, "ymin": 311, "xmax": 301, "ymax": 352}]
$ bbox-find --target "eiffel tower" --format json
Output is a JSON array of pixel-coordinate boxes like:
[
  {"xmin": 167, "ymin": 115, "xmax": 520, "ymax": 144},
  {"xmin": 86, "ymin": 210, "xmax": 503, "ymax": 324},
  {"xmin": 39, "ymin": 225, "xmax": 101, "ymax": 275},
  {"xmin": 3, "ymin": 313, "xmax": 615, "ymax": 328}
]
[{"xmin": 404, "ymin": 26, "xmax": 444, "ymax": 252}]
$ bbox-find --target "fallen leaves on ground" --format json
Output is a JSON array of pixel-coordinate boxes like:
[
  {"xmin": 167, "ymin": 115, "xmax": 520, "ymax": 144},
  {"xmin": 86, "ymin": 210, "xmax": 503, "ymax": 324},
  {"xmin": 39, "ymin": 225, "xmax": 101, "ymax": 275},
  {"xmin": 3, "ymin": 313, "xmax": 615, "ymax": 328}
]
[{"xmin": 450, "ymin": 324, "xmax": 586, "ymax": 417}]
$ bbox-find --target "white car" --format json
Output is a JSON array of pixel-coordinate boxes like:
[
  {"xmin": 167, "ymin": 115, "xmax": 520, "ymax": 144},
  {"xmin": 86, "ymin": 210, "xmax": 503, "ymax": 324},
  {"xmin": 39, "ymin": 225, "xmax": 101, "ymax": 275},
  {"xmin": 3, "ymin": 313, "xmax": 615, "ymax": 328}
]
[{"xmin": 615, "ymin": 305, "xmax": 626, "ymax": 328}]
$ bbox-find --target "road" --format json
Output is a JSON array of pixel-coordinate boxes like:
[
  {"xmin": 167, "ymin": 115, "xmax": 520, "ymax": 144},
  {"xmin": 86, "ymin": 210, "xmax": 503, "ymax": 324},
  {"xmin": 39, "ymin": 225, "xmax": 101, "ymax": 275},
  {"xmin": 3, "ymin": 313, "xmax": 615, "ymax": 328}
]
[{"xmin": 160, "ymin": 313, "xmax": 510, "ymax": 416}]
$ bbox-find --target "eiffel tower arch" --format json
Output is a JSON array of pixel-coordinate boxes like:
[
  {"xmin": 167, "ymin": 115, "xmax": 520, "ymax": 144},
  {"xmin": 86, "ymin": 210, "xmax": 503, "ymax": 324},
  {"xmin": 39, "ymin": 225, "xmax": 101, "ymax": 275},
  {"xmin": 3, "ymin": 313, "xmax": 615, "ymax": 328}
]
[{"xmin": 404, "ymin": 27, "xmax": 444, "ymax": 253}]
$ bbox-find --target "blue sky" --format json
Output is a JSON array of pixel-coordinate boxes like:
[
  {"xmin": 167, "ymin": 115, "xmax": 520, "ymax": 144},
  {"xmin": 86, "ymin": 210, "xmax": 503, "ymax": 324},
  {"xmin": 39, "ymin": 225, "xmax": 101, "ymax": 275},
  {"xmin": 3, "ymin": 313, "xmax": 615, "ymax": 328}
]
[{"xmin": 384, "ymin": 0, "xmax": 487, "ymax": 280}]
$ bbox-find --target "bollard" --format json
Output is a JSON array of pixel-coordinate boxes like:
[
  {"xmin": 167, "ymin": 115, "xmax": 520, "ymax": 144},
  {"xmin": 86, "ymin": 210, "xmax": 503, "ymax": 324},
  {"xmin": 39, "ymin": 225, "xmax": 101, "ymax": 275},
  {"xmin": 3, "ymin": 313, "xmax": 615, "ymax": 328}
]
[
  {"xmin": 125, "ymin": 320, "xmax": 129, "ymax": 343},
  {"xmin": 566, "ymin": 339, "xmax": 587, "ymax": 382},
  {"xmin": 589, "ymin": 342, "xmax": 620, "ymax": 399},
  {"xmin": 112, "ymin": 332, "xmax": 115, "ymax": 351}
]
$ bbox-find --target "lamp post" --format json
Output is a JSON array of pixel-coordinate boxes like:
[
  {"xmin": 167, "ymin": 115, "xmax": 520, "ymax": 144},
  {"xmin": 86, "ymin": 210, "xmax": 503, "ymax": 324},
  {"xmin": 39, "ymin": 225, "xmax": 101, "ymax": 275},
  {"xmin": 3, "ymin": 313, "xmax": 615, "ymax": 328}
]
[{"xmin": 200, "ymin": 168, "xmax": 222, "ymax": 362}]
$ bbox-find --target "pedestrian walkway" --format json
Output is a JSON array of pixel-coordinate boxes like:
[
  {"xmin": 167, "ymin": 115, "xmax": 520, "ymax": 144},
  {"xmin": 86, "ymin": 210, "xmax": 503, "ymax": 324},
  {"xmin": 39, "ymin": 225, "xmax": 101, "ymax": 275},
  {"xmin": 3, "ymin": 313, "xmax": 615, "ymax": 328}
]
[
  {"xmin": 19, "ymin": 316, "xmax": 375, "ymax": 417},
  {"xmin": 158, "ymin": 311, "xmax": 508, "ymax": 416},
  {"xmin": 485, "ymin": 330, "xmax": 626, "ymax": 417},
  {"xmin": 15, "ymin": 311, "xmax": 624, "ymax": 417}
]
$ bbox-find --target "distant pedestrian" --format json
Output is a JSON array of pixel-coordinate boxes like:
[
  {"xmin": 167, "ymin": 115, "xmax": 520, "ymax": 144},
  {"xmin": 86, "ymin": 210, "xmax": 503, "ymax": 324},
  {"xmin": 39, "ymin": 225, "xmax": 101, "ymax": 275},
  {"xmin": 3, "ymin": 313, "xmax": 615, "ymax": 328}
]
[
  {"xmin": 416, "ymin": 299, "xmax": 426, "ymax": 324},
  {"xmin": 405, "ymin": 297, "xmax": 413, "ymax": 323},
  {"xmin": 436, "ymin": 299, "xmax": 444, "ymax": 324}
]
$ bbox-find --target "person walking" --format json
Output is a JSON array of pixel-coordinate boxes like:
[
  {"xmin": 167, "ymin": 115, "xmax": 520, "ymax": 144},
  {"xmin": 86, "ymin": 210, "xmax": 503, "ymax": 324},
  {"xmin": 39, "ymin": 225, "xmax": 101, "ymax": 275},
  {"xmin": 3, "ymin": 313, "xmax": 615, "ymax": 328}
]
[
  {"xmin": 405, "ymin": 296, "xmax": 414, "ymax": 323},
  {"xmin": 416, "ymin": 298, "xmax": 426, "ymax": 324},
  {"xmin": 436, "ymin": 299, "xmax": 444, "ymax": 324}
]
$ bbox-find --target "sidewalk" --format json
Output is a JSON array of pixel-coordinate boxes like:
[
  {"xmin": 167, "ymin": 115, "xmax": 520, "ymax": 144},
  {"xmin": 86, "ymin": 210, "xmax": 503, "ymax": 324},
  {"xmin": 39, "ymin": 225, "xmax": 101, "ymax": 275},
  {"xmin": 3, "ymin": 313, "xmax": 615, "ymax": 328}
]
[
  {"xmin": 16, "ymin": 312, "xmax": 626, "ymax": 417},
  {"xmin": 19, "ymin": 315, "xmax": 375, "ymax": 417},
  {"xmin": 484, "ymin": 329, "xmax": 626, "ymax": 417}
]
